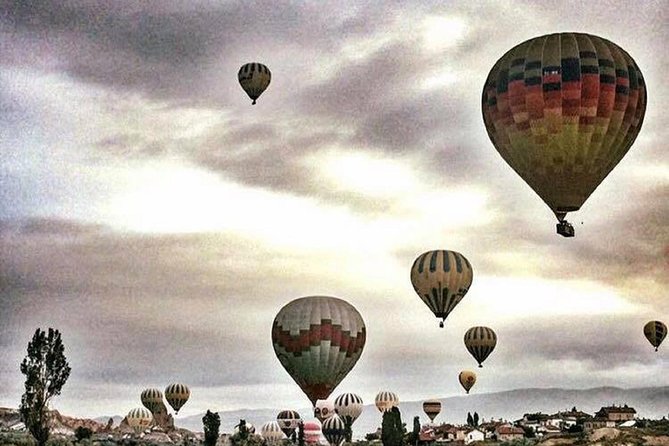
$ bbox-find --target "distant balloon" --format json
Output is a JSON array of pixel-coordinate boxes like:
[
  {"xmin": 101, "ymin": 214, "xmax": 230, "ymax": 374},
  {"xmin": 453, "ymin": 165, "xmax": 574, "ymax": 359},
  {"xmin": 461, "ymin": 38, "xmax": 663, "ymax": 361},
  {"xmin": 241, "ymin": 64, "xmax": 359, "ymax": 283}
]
[
  {"xmin": 375, "ymin": 391, "xmax": 399, "ymax": 413},
  {"xmin": 422, "ymin": 399, "xmax": 441, "ymax": 422},
  {"xmin": 233, "ymin": 422, "xmax": 256, "ymax": 435},
  {"xmin": 126, "ymin": 407, "xmax": 153, "ymax": 431},
  {"xmin": 164, "ymin": 383, "xmax": 190, "ymax": 414},
  {"xmin": 643, "ymin": 320, "xmax": 667, "ymax": 352},
  {"xmin": 410, "ymin": 250, "xmax": 474, "ymax": 327},
  {"xmin": 314, "ymin": 399, "xmax": 335, "ymax": 422},
  {"xmin": 238, "ymin": 62, "xmax": 271, "ymax": 105},
  {"xmin": 464, "ymin": 326, "xmax": 497, "ymax": 367},
  {"xmin": 140, "ymin": 388, "xmax": 164, "ymax": 414},
  {"xmin": 334, "ymin": 393, "xmax": 363, "ymax": 425},
  {"xmin": 272, "ymin": 296, "xmax": 367, "ymax": 406},
  {"xmin": 322, "ymin": 415, "xmax": 347, "ymax": 446},
  {"xmin": 261, "ymin": 421, "xmax": 286, "ymax": 444},
  {"xmin": 303, "ymin": 420, "xmax": 322, "ymax": 444},
  {"xmin": 458, "ymin": 370, "xmax": 477, "ymax": 394},
  {"xmin": 277, "ymin": 410, "xmax": 301, "ymax": 438},
  {"xmin": 482, "ymin": 33, "xmax": 647, "ymax": 237}
]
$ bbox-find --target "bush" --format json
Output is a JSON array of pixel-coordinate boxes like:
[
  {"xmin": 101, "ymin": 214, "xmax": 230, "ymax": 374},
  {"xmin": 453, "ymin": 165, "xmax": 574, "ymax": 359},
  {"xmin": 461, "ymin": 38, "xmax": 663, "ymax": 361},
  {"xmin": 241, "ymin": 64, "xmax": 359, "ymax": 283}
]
[{"xmin": 74, "ymin": 427, "xmax": 92, "ymax": 442}]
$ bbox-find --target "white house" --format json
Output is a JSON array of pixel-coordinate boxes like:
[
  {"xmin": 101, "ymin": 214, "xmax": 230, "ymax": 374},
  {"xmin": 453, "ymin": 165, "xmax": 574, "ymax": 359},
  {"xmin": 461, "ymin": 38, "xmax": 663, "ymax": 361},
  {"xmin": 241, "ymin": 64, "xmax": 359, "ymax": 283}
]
[{"xmin": 464, "ymin": 428, "xmax": 484, "ymax": 444}]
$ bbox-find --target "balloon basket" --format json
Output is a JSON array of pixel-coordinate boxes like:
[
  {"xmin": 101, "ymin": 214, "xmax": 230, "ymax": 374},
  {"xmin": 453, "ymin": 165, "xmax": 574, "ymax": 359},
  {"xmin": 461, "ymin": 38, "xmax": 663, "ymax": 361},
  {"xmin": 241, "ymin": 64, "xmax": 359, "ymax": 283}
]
[{"xmin": 556, "ymin": 221, "xmax": 575, "ymax": 237}]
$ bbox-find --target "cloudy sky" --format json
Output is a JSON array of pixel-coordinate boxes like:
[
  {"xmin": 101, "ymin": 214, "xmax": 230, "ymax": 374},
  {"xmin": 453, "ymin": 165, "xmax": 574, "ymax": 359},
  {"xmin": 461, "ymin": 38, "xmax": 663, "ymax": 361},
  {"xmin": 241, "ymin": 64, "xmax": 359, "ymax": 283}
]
[{"xmin": 1, "ymin": 0, "xmax": 667, "ymax": 422}]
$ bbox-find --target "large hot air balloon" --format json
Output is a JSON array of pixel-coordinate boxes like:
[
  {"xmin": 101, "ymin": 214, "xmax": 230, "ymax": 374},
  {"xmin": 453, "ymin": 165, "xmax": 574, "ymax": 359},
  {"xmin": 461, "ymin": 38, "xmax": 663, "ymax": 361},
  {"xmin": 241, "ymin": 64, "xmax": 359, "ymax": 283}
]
[
  {"xmin": 303, "ymin": 420, "xmax": 322, "ymax": 444},
  {"xmin": 164, "ymin": 383, "xmax": 190, "ymax": 414},
  {"xmin": 322, "ymin": 415, "xmax": 347, "ymax": 446},
  {"xmin": 334, "ymin": 393, "xmax": 364, "ymax": 425},
  {"xmin": 464, "ymin": 326, "xmax": 497, "ymax": 367},
  {"xmin": 458, "ymin": 370, "xmax": 477, "ymax": 394},
  {"xmin": 140, "ymin": 388, "xmax": 164, "ymax": 413},
  {"xmin": 314, "ymin": 399, "xmax": 335, "ymax": 422},
  {"xmin": 375, "ymin": 391, "xmax": 399, "ymax": 413},
  {"xmin": 272, "ymin": 296, "xmax": 367, "ymax": 406},
  {"xmin": 422, "ymin": 399, "xmax": 441, "ymax": 422},
  {"xmin": 643, "ymin": 320, "xmax": 667, "ymax": 352},
  {"xmin": 277, "ymin": 410, "xmax": 301, "ymax": 438},
  {"xmin": 126, "ymin": 407, "xmax": 153, "ymax": 432},
  {"xmin": 410, "ymin": 250, "xmax": 473, "ymax": 327},
  {"xmin": 482, "ymin": 33, "xmax": 647, "ymax": 237},
  {"xmin": 238, "ymin": 62, "xmax": 271, "ymax": 105},
  {"xmin": 261, "ymin": 421, "xmax": 286, "ymax": 445}
]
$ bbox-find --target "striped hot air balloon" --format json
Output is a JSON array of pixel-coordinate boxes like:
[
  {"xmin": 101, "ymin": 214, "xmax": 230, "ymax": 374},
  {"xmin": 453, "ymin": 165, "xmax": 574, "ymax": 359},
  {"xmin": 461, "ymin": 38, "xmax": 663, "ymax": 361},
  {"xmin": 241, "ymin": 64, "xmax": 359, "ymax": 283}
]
[
  {"xmin": 643, "ymin": 320, "xmax": 667, "ymax": 352},
  {"xmin": 458, "ymin": 370, "xmax": 477, "ymax": 394},
  {"xmin": 464, "ymin": 326, "xmax": 497, "ymax": 367},
  {"xmin": 164, "ymin": 383, "xmax": 190, "ymax": 414},
  {"xmin": 303, "ymin": 420, "xmax": 322, "ymax": 444},
  {"xmin": 272, "ymin": 296, "xmax": 366, "ymax": 406},
  {"xmin": 422, "ymin": 399, "xmax": 441, "ymax": 422},
  {"xmin": 233, "ymin": 422, "xmax": 256, "ymax": 435},
  {"xmin": 238, "ymin": 62, "xmax": 271, "ymax": 105},
  {"xmin": 482, "ymin": 33, "xmax": 647, "ymax": 237},
  {"xmin": 277, "ymin": 410, "xmax": 301, "ymax": 438},
  {"xmin": 375, "ymin": 391, "xmax": 399, "ymax": 413},
  {"xmin": 322, "ymin": 415, "xmax": 347, "ymax": 446},
  {"xmin": 261, "ymin": 421, "xmax": 286, "ymax": 445},
  {"xmin": 334, "ymin": 393, "xmax": 363, "ymax": 425},
  {"xmin": 140, "ymin": 388, "xmax": 164, "ymax": 414},
  {"xmin": 126, "ymin": 407, "xmax": 153, "ymax": 432},
  {"xmin": 411, "ymin": 250, "xmax": 474, "ymax": 327}
]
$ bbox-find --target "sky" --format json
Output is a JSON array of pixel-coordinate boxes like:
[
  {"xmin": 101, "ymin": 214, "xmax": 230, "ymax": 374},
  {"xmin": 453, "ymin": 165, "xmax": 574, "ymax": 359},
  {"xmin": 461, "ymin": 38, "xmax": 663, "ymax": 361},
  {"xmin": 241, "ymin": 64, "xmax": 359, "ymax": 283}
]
[{"xmin": 0, "ymin": 0, "xmax": 667, "ymax": 422}]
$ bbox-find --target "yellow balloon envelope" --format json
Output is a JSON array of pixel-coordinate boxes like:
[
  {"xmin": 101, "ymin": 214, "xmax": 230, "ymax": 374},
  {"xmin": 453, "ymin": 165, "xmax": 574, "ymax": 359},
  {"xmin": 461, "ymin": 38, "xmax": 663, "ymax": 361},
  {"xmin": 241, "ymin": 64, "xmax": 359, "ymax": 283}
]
[{"xmin": 458, "ymin": 370, "xmax": 477, "ymax": 394}]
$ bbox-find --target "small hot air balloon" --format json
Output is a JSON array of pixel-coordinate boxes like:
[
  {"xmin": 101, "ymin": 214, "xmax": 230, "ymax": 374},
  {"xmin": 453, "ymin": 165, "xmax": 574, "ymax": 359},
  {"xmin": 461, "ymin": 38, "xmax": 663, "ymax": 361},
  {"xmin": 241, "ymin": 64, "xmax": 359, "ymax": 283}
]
[
  {"xmin": 126, "ymin": 407, "xmax": 153, "ymax": 432},
  {"xmin": 164, "ymin": 383, "xmax": 190, "ymax": 414},
  {"xmin": 233, "ymin": 422, "xmax": 256, "ymax": 436},
  {"xmin": 644, "ymin": 320, "xmax": 667, "ymax": 352},
  {"xmin": 261, "ymin": 421, "xmax": 286, "ymax": 445},
  {"xmin": 238, "ymin": 62, "xmax": 271, "ymax": 105},
  {"xmin": 375, "ymin": 391, "xmax": 399, "ymax": 413},
  {"xmin": 277, "ymin": 410, "xmax": 301, "ymax": 438},
  {"xmin": 422, "ymin": 399, "xmax": 441, "ymax": 422},
  {"xmin": 334, "ymin": 393, "xmax": 363, "ymax": 425},
  {"xmin": 140, "ymin": 388, "xmax": 164, "ymax": 414},
  {"xmin": 303, "ymin": 420, "xmax": 322, "ymax": 444},
  {"xmin": 314, "ymin": 399, "xmax": 335, "ymax": 422},
  {"xmin": 272, "ymin": 296, "xmax": 366, "ymax": 406},
  {"xmin": 464, "ymin": 326, "xmax": 497, "ymax": 367},
  {"xmin": 410, "ymin": 250, "xmax": 473, "ymax": 327},
  {"xmin": 458, "ymin": 370, "xmax": 477, "ymax": 394},
  {"xmin": 482, "ymin": 33, "xmax": 647, "ymax": 237},
  {"xmin": 322, "ymin": 415, "xmax": 347, "ymax": 446}
]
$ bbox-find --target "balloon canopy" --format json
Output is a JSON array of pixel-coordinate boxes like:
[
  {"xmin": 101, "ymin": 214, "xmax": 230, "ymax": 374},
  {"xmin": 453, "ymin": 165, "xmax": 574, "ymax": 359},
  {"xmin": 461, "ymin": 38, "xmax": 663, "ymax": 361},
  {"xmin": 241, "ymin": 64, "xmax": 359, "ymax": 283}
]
[
  {"xmin": 238, "ymin": 62, "xmax": 271, "ymax": 105},
  {"xmin": 643, "ymin": 320, "xmax": 667, "ymax": 352},
  {"xmin": 464, "ymin": 326, "xmax": 497, "ymax": 367},
  {"xmin": 458, "ymin": 370, "xmax": 477, "ymax": 394},
  {"xmin": 482, "ymin": 32, "xmax": 647, "ymax": 236},
  {"xmin": 164, "ymin": 383, "xmax": 190, "ymax": 414},
  {"xmin": 272, "ymin": 296, "xmax": 366, "ymax": 406}
]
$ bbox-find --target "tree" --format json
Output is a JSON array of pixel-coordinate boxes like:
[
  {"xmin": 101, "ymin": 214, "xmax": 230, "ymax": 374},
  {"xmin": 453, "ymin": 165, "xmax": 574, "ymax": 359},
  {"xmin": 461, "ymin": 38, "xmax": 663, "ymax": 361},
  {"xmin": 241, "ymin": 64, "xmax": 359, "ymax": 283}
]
[
  {"xmin": 297, "ymin": 421, "xmax": 305, "ymax": 446},
  {"xmin": 202, "ymin": 410, "xmax": 221, "ymax": 446},
  {"xmin": 75, "ymin": 426, "xmax": 92, "ymax": 442},
  {"xmin": 407, "ymin": 416, "xmax": 420, "ymax": 446},
  {"xmin": 19, "ymin": 328, "xmax": 71, "ymax": 446},
  {"xmin": 473, "ymin": 412, "xmax": 479, "ymax": 427},
  {"xmin": 382, "ymin": 407, "xmax": 405, "ymax": 446},
  {"xmin": 467, "ymin": 413, "xmax": 473, "ymax": 427}
]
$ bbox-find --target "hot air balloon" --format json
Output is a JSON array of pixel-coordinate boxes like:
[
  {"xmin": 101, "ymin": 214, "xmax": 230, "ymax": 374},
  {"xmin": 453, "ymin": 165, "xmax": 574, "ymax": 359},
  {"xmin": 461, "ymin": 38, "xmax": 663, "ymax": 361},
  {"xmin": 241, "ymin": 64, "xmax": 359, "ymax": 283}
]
[
  {"xmin": 261, "ymin": 421, "xmax": 286, "ymax": 445},
  {"xmin": 126, "ymin": 407, "xmax": 153, "ymax": 432},
  {"xmin": 277, "ymin": 410, "xmax": 301, "ymax": 438},
  {"xmin": 322, "ymin": 415, "xmax": 347, "ymax": 446},
  {"xmin": 482, "ymin": 33, "xmax": 647, "ymax": 237},
  {"xmin": 140, "ymin": 388, "xmax": 164, "ymax": 413},
  {"xmin": 422, "ymin": 400, "xmax": 441, "ymax": 422},
  {"xmin": 314, "ymin": 399, "xmax": 335, "ymax": 422},
  {"xmin": 272, "ymin": 296, "xmax": 366, "ymax": 406},
  {"xmin": 643, "ymin": 320, "xmax": 667, "ymax": 352},
  {"xmin": 238, "ymin": 62, "xmax": 271, "ymax": 105},
  {"xmin": 375, "ymin": 391, "xmax": 399, "ymax": 413},
  {"xmin": 233, "ymin": 422, "xmax": 256, "ymax": 436},
  {"xmin": 464, "ymin": 326, "xmax": 497, "ymax": 367},
  {"xmin": 410, "ymin": 250, "xmax": 473, "ymax": 327},
  {"xmin": 303, "ymin": 420, "xmax": 322, "ymax": 444},
  {"xmin": 164, "ymin": 383, "xmax": 190, "ymax": 414},
  {"xmin": 458, "ymin": 370, "xmax": 477, "ymax": 394},
  {"xmin": 334, "ymin": 393, "xmax": 364, "ymax": 425}
]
